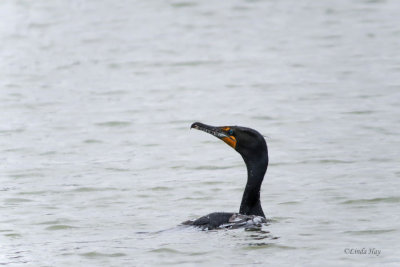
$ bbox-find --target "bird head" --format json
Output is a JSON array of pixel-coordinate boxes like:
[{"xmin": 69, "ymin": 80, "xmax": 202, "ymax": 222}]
[{"xmin": 190, "ymin": 122, "xmax": 267, "ymax": 161}]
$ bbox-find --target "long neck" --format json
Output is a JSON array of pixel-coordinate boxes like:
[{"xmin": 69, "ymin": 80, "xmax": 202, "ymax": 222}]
[{"xmin": 239, "ymin": 151, "xmax": 268, "ymax": 217}]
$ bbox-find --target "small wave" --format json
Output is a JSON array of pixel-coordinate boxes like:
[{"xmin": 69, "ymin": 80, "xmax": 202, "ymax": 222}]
[
  {"xmin": 150, "ymin": 186, "xmax": 170, "ymax": 191},
  {"xmin": 4, "ymin": 233, "xmax": 22, "ymax": 238},
  {"xmin": 343, "ymin": 110, "xmax": 375, "ymax": 115},
  {"xmin": 343, "ymin": 229, "xmax": 396, "ymax": 235},
  {"xmin": 80, "ymin": 252, "xmax": 126, "ymax": 258},
  {"xmin": 72, "ymin": 187, "xmax": 119, "ymax": 192},
  {"xmin": 278, "ymin": 201, "xmax": 300, "ymax": 205},
  {"xmin": 83, "ymin": 139, "xmax": 103, "ymax": 144},
  {"xmin": 243, "ymin": 243, "xmax": 294, "ymax": 250},
  {"xmin": 191, "ymin": 165, "xmax": 238, "ymax": 170},
  {"xmin": 104, "ymin": 167, "xmax": 130, "ymax": 172},
  {"xmin": 95, "ymin": 121, "xmax": 132, "ymax": 127},
  {"xmin": 4, "ymin": 198, "xmax": 32, "ymax": 203},
  {"xmin": 171, "ymin": 2, "xmax": 197, "ymax": 8},
  {"xmin": 36, "ymin": 218, "xmax": 75, "ymax": 225},
  {"xmin": 150, "ymin": 248, "xmax": 181, "ymax": 254},
  {"xmin": 18, "ymin": 191, "xmax": 51, "ymax": 195},
  {"xmin": 45, "ymin": 225, "xmax": 78, "ymax": 230},
  {"xmin": 341, "ymin": 196, "xmax": 400, "ymax": 205}
]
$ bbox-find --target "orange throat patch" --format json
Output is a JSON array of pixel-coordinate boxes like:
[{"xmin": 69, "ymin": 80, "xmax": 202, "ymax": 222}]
[{"xmin": 222, "ymin": 136, "xmax": 237, "ymax": 149}]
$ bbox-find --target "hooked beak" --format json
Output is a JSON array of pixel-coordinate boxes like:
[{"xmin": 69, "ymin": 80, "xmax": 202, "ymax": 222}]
[{"xmin": 191, "ymin": 122, "xmax": 237, "ymax": 149}]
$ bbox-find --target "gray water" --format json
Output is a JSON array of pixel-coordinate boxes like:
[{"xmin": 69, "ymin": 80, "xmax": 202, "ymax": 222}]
[{"xmin": 1, "ymin": 0, "xmax": 400, "ymax": 266}]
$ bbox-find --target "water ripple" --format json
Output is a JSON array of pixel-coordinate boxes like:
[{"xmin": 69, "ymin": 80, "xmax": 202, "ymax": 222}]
[
  {"xmin": 95, "ymin": 121, "xmax": 132, "ymax": 127},
  {"xmin": 80, "ymin": 252, "xmax": 126, "ymax": 258},
  {"xmin": 343, "ymin": 229, "xmax": 396, "ymax": 235},
  {"xmin": 341, "ymin": 197, "xmax": 400, "ymax": 205}
]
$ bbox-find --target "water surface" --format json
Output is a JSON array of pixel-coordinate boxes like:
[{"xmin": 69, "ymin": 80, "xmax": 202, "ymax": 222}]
[{"xmin": 1, "ymin": 0, "xmax": 400, "ymax": 266}]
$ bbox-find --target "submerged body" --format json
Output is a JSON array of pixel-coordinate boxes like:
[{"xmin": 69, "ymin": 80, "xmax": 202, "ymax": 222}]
[
  {"xmin": 184, "ymin": 122, "xmax": 269, "ymax": 230},
  {"xmin": 183, "ymin": 212, "xmax": 267, "ymax": 230}
]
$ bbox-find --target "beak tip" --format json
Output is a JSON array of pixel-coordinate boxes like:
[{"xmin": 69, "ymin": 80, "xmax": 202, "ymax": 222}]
[{"xmin": 190, "ymin": 122, "xmax": 201, "ymax": 129}]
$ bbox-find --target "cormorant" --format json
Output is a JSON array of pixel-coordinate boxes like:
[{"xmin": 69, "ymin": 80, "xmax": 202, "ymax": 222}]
[{"xmin": 182, "ymin": 122, "xmax": 269, "ymax": 230}]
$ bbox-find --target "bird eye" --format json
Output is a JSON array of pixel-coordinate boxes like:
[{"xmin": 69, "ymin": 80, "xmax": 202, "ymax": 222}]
[{"xmin": 228, "ymin": 129, "xmax": 234, "ymax": 135}]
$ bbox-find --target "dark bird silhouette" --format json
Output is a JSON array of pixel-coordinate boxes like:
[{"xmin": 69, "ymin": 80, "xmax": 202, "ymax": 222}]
[{"xmin": 182, "ymin": 122, "xmax": 269, "ymax": 230}]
